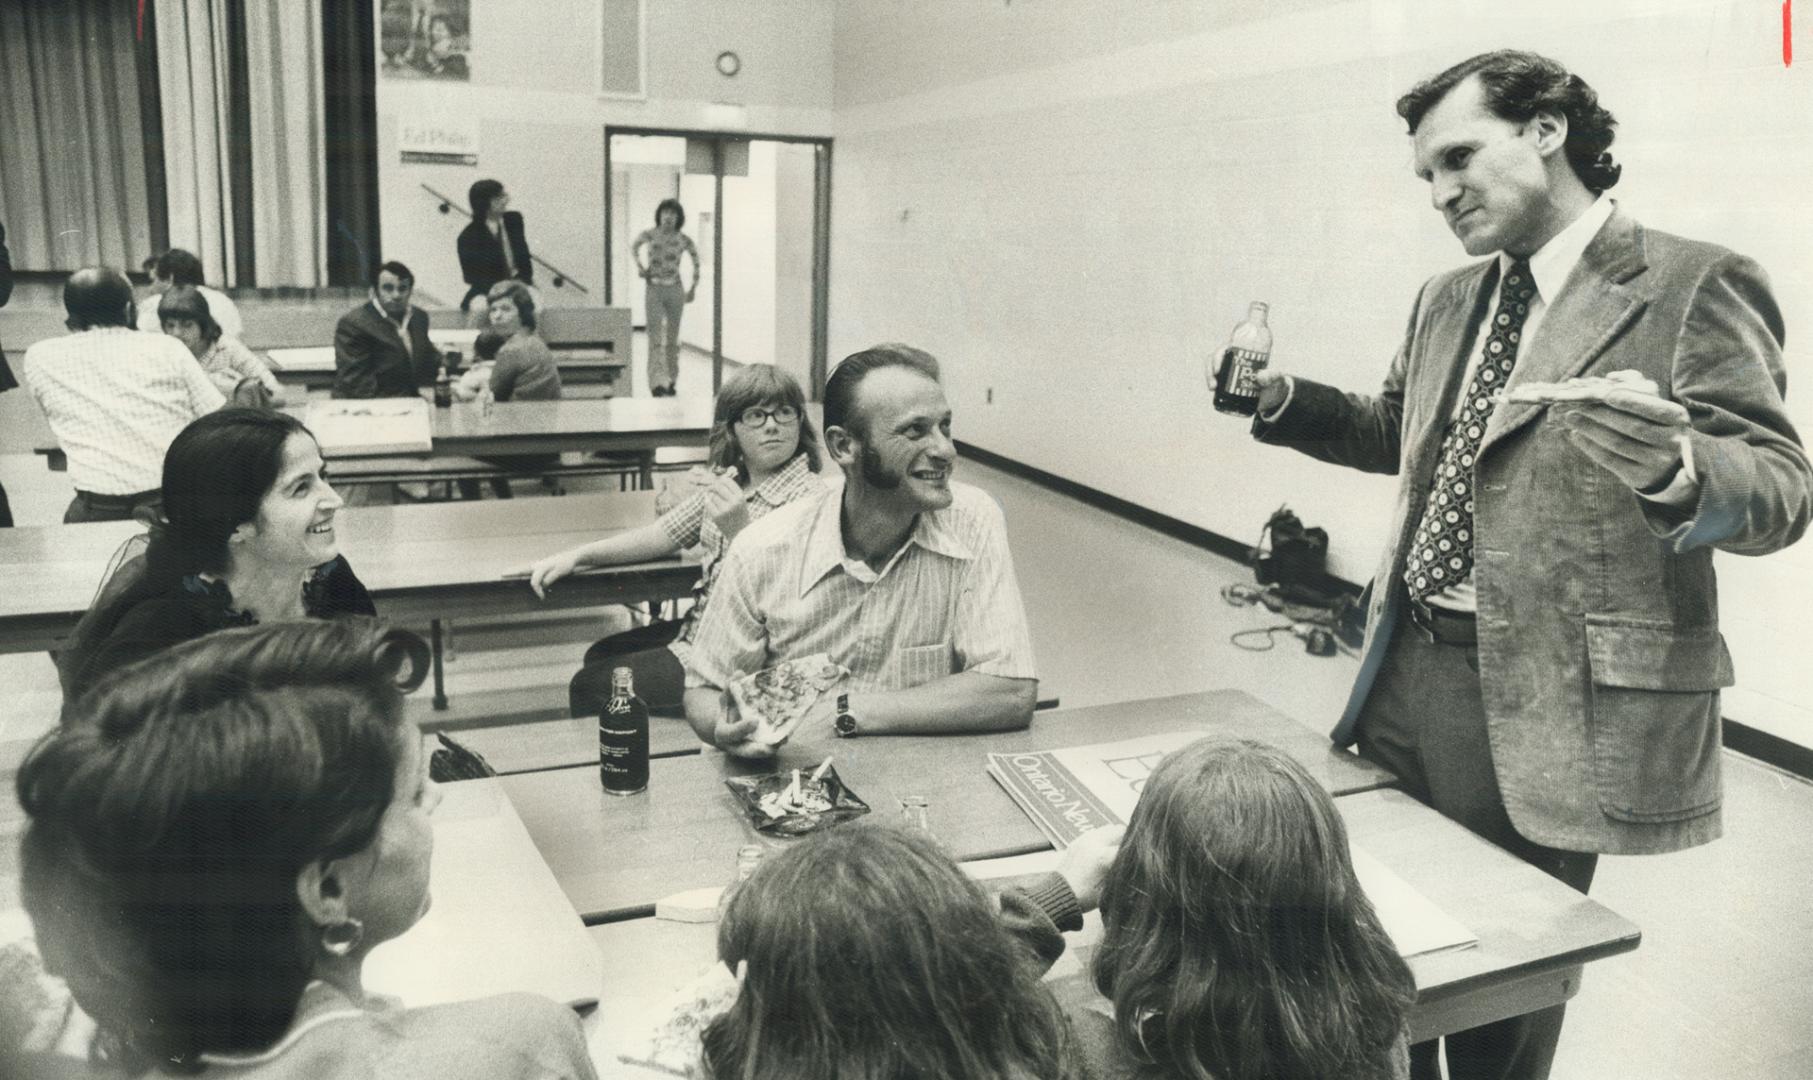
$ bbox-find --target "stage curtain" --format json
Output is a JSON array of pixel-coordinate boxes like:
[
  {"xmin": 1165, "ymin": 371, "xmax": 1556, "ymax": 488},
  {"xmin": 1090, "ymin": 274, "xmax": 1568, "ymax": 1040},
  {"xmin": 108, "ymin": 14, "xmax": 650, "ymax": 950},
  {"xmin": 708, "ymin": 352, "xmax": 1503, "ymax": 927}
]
[{"xmin": 0, "ymin": 0, "xmax": 156, "ymax": 271}]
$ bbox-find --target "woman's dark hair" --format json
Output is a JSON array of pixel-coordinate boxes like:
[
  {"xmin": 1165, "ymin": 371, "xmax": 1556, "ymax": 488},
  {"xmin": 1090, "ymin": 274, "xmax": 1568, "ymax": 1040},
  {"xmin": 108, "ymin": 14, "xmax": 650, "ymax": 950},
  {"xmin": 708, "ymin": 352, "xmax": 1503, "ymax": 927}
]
[
  {"xmin": 706, "ymin": 825, "xmax": 1077, "ymax": 1080},
  {"xmin": 61, "ymin": 410, "xmax": 317, "ymax": 699},
  {"xmin": 1092, "ymin": 738, "xmax": 1415, "ymax": 1080},
  {"xmin": 156, "ymin": 285, "xmax": 223, "ymax": 348},
  {"xmin": 486, "ymin": 279, "xmax": 537, "ymax": 332},
  {"xmin": 1397, "ymin": 49, "xmax": 1621, "ymax": 193},
  {"xmin": 468, "ymin": 178, "xmax": 504, "ymax": 218},
  {"xmin": 152, "ymin": 248, "xmax": 206, "ymax": 286},
  {"xmin": 18, "ymin": 618, "xmax": 429, "ymax": 1073},
  {"xmin": 654, "ymin": 197, "xmax": 685, "ymax": 230},
  {"xmin": 707, "ymin": 363, "xmax": 821, "ymax": 475},
  {"xmin": 822, "ymin": 342, "xmax": 941, "ymax": 438}
]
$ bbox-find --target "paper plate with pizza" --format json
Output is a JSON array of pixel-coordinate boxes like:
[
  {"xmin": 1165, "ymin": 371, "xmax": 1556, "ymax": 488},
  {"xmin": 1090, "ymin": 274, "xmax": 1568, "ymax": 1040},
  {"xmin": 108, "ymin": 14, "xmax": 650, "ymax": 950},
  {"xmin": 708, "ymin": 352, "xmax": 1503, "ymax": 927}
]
[
  {"xmin": 730, "ymin": 653, "xmax": 848, "ymax": 746},
  {"xmin": 1505, "ymin": 368, "xmax": 1661, "ymax": 405}
]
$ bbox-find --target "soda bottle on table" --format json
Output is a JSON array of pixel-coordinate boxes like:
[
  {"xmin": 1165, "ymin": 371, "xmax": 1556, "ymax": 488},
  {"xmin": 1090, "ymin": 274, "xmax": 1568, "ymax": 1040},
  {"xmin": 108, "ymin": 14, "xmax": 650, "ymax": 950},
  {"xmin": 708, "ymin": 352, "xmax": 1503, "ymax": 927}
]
[
  {"xmin": 716, "ymin": 844, "xmax": 765, "ymax": 920},
  {"xmin": 599, "ymin": 666, "xmax": 649, "ymax": 795},
  {"xmin": 1210, "ymin": 301, "xmax": 1273, "ymax": 416}
]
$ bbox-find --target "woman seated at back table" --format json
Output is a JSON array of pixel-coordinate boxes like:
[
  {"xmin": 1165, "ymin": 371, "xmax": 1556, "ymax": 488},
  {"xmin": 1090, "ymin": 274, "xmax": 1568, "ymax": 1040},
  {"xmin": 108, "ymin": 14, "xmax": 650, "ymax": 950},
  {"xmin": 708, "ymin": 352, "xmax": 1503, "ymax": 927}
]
[
  {"xmin": 157, "ymin": 285, "xmax": 282, "ymax": 407},
  {"xmin": 454, "ymin": 280, "xmax": 561, "ymax": 500},
  {"xmin": 58, "ymin": 408, "xmax": 375, "ymax": 703},
  {"xmin": 17, "ymin": 619, "xmax": 597, "ymax": 1079},
  {"xmin": 526, "ymin": 363, "xmax": 825, "ymax": 718}
]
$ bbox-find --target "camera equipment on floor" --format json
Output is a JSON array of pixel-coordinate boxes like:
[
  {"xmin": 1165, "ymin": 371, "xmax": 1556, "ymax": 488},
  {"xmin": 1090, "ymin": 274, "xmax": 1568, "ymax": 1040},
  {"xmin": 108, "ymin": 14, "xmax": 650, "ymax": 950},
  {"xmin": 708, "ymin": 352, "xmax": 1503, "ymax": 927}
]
[{"xmin": 1224, "ymin": 507, "xmax": 1365, "ymax": 654}]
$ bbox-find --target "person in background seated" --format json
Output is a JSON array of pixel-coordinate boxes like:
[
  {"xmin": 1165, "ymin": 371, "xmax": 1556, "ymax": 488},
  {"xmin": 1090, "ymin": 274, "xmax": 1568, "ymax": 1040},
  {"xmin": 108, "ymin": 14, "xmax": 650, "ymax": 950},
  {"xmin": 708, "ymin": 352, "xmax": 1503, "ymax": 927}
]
[
  {"xmin": 484, "ymin": 280, "xmax": 560, "ymax": 403},
  {"xmin": 17, "ymin": 619, "xmax": 598, "ymax": 1080},
  {"xmin": 157, "ymin": 285, "xmax": 282, "ymax": 406},
  {"xmin": 527, "ymin": 363, "xmax": 826, "ymax": 716},
  {"xmin": 57, "ymin": 408, "xmax": 374, "ymax": 704},
  {"xmin": 630, "ymin": 198, "xmax": 699, "ymax": 396},
  {"xmin": 706, "ymin": 825, "xmax": 1079, "ymax": 1080},
  {"xmin": 1006, "ymin": 738, "xmax": 1415, "ymax": 1080},
  {"xmin": 24, "ymin": 268, "xmax": 224, "ymax": 523},
  {"xmin": 448, "ymin": 280, "xmax": 562, "ymax": 500},
  {"xmin": 135, "ymin": 247, "xmax": 243, "ymax": 338},
  {"xmin": 684, "ymin": 344, "xmax": 1038, "ymax": 755},
  {"xmin": 457, "ymin": 179, "xmax": 533, "ymax": 316},
  {"xmin": 333, "ymin": 260, "xmax": 438, "ymax": 399}
]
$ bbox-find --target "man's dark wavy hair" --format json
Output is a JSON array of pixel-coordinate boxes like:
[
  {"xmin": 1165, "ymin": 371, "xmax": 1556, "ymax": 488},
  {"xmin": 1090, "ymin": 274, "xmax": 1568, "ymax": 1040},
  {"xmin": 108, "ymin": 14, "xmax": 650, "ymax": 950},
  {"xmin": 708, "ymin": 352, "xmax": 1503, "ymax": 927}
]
[{"xmin": 1397, "ymin": 50, "xmax": 1622, "ymax": 194}]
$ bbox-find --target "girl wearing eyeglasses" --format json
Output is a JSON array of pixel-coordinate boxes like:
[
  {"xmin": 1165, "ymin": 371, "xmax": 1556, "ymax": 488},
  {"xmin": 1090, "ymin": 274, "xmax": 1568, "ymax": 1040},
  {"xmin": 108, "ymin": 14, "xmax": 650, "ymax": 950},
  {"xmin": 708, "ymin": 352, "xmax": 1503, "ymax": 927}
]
[{"xmin": 526, "ymin": 363, "xmax": 827, "ymax": 718}]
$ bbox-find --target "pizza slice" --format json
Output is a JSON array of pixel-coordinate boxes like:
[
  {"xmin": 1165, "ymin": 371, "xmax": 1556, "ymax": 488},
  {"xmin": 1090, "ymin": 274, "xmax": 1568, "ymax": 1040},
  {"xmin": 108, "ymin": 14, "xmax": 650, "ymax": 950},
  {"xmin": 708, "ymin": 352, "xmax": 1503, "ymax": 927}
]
[
  {"xmin": 729, "ymin": 653, "xmax": 848, "ymax": 746},
  {"xmin": 1505, "ymin": 368, "xmax": 1661, "ymax": 405}
]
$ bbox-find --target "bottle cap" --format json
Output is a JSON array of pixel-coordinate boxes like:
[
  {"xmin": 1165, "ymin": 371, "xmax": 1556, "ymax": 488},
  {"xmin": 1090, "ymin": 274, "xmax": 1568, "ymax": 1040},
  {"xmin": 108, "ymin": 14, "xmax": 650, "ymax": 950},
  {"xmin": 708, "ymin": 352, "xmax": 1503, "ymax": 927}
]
[{"xmin": 611, "ymin": 666, "xmax": 635, "ymax": 694}]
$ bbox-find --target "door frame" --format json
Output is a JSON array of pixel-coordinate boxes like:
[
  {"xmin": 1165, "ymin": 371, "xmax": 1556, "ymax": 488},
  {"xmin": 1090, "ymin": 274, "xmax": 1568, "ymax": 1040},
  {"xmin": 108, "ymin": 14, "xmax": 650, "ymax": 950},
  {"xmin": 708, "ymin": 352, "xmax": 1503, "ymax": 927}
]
[{"xmin": 604, "ymin": 125, "xmax": 833, "ymax": 395}]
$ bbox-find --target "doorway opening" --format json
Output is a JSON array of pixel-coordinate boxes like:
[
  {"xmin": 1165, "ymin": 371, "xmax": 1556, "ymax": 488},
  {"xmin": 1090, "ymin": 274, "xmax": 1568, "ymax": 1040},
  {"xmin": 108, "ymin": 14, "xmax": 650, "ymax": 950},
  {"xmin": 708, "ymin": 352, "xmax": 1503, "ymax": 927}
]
[{"xmin": 605, "ymin": 128, "xmax": 831, "ymax": 397}]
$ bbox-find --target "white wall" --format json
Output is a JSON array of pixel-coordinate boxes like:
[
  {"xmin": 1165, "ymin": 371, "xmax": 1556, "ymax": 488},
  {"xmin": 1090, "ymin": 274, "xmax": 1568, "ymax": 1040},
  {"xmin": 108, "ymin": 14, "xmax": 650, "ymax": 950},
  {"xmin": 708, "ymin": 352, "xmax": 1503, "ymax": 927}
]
[
  {"xmin": 828, "ymin": 0, "xmax": 1813, "ymax": 728},
  {"xmin": 374, "ymin": 0, "xmax": 834, "ymax": 309}
]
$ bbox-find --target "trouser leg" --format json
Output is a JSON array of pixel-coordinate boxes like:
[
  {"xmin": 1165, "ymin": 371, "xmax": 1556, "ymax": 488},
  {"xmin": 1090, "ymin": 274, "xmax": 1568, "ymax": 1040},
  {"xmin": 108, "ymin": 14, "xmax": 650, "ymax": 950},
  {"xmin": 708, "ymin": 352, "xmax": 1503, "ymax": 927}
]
[
  {"xmin": 1355, "ymin": 612, "xmax": 1597, "ymax": 1080},
  {"xmin": 645, "ymin": 283, "xmax": 677, "ymax": 391}
]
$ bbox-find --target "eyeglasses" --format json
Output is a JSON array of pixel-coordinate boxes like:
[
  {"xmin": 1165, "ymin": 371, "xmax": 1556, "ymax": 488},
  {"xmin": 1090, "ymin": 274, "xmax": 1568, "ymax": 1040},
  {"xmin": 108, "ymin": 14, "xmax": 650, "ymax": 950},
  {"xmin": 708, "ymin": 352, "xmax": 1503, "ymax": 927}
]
[{"xmin": 737, "ymin": 405, "xmax": 800, "ymax": 427}]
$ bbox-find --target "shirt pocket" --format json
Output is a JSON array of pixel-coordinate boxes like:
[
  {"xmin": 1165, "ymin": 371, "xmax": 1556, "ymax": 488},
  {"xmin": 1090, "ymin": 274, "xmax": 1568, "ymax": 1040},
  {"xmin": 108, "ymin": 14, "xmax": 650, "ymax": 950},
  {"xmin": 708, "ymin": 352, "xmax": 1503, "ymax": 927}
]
[{"xmin": 898, "ymin": 642, "xmax": 954, "ymax": 687}]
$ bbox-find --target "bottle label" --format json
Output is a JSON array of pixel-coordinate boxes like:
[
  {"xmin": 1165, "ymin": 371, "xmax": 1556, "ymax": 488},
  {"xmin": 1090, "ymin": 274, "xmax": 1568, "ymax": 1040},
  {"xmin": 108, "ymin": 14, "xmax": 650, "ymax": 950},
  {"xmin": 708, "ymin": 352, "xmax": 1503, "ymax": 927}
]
[
  {"xmin": 1224, "ymin": 347, "xmax": 1268, "ymax": 398},
  {"xmin": 605, "ymin": 696, "xmax": 630, "ymax": 715}
]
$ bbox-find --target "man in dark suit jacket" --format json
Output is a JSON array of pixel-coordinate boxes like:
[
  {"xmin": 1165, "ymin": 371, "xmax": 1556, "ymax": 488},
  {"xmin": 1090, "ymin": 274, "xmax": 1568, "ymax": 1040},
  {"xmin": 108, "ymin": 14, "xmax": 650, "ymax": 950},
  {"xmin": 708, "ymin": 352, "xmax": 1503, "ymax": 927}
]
[
  {"xmin": 333, "ymin": 260, "xmax": 438, "ymax": 398},
  {"xmin": 1239, "ymin": 51, "xmax": 1809, "ymax": 1080},
  {"xmin": 457, "ymin": 179, "xmax": 533, "ymax": 312},
  {"xmin": 0, "ymin": 220, "xmax": 16, "ymax": 526}
]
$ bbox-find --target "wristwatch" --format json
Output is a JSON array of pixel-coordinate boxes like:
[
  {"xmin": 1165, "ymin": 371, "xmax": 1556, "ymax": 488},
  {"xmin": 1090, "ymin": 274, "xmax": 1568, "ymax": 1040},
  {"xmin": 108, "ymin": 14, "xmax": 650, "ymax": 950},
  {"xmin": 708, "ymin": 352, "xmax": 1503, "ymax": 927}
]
[{"xmin": 833, "ymin": 693, "xmax": 859, "ymax": 738}]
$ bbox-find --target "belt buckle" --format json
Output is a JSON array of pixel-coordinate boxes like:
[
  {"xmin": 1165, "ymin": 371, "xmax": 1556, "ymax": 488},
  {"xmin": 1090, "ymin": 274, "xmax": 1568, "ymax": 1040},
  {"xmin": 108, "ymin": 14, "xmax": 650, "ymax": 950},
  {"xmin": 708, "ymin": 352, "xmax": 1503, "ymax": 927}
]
[{"xmin": 1407, "ymin": 598, "xmax": 1440, "ymax": 645}]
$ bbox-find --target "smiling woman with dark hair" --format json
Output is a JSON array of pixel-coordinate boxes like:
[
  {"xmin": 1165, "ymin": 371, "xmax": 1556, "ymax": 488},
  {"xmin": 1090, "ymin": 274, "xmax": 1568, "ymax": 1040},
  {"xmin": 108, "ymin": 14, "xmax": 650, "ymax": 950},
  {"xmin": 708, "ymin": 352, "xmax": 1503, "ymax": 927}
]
[
  {"xmin": 58, "ymin": 408, "xmax": 376, "ymax": 703},
  {"xmin": 18, "ymin": 618, "xmax": 596, "ymax": 1078}
]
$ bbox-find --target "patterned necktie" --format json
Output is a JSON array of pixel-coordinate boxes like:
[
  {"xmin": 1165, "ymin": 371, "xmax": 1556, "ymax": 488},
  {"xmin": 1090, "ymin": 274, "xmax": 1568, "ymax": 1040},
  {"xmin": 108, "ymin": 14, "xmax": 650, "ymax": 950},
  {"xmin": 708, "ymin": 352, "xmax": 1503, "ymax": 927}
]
[{"xmin": 1403, "ymin": 259, "xmax": 1535, "ymax": 601}]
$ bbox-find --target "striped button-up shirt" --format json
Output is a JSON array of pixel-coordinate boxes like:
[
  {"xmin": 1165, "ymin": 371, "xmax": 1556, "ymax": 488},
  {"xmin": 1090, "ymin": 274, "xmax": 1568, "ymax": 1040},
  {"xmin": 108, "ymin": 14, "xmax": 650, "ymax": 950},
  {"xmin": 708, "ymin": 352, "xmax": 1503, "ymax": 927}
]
[
  {"xmin": 25, "ymin": 328, "xmax": 225, "ymax": 494},
  {"xmin": 657, "ymin": 451, "xmax": 826, "ymax": 667},
  {"xmin": 686, "ymin": 480, "xmax": 1037, "ymax": 692}
]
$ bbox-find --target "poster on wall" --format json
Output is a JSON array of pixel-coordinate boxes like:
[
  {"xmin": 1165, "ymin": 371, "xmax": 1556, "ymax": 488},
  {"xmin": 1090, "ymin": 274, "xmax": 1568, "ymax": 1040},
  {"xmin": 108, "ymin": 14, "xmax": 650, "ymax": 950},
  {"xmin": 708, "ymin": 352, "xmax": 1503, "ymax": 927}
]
[{"xmin": 377, "ymin": 0, "xmax": 471, "ymax": 81}]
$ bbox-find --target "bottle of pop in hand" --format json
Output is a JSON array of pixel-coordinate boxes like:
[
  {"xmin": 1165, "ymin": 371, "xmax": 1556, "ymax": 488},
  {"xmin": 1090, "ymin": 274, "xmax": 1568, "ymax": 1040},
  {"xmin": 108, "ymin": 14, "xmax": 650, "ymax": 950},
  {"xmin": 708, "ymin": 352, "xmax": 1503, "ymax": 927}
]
[
  {"xmin": 1211, "ymin": 301, "xmax": 1273, "ymax": 416},
  {"xmin": 599, "ymin": 666, "xmax": 649, "ymax": 795}
]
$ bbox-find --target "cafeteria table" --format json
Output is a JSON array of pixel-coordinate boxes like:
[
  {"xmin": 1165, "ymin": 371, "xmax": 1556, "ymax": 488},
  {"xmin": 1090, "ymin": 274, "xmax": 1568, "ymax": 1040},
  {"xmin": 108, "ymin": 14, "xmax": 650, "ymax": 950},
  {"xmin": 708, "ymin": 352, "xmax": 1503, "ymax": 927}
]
[{"xmin": 501, "ymin": 689, "xmax": 1398, "ymax": 923}]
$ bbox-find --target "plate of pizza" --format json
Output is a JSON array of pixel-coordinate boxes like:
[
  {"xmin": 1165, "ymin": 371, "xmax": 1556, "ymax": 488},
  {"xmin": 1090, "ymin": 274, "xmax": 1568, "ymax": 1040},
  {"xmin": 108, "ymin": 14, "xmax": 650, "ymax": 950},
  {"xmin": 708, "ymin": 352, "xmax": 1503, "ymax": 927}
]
[
  {"xmin": 1505, "ymin": 369, "xmax": 1661, "ymax": 405},
  {"xmin": 730, "ymin": 653, "xmax": 848, "ymax": 746}
]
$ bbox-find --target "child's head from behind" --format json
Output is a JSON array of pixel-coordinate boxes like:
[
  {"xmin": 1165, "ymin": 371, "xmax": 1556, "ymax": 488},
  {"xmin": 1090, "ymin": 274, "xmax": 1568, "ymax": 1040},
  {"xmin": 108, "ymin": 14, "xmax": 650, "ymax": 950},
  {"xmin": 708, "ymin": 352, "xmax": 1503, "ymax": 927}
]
[
  {"xmin": 709, "ymin": 824, "xmax": 1073, "ymax": 1080},
  {"xmin": 1094, "ymin": 738, "xmax": 1413, "ymax": 1080},
  {"xmin": 473, "ymin": 329, "xmax": 508, "ymax": 362}
]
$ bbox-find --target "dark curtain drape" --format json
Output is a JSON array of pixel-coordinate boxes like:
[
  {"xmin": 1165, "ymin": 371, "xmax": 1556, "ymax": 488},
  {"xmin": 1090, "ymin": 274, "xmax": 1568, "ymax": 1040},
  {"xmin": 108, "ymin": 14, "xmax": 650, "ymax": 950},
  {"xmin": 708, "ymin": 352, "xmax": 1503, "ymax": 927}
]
[
  {"xmin": 322, "ymin": 0, "xmax": 381, "ymax": 286},
  {"xmin": 0, "ymin": 0, "xmax": 161, "ymax": 270}
]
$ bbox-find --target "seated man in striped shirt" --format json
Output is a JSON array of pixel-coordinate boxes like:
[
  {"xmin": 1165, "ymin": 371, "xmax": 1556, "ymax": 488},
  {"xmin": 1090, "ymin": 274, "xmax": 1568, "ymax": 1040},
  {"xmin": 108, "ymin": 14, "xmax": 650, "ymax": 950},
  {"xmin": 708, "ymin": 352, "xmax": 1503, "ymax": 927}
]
[{"xmin": 683, "ymin": 344, "xmax": 1039, "ymax": 757}]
